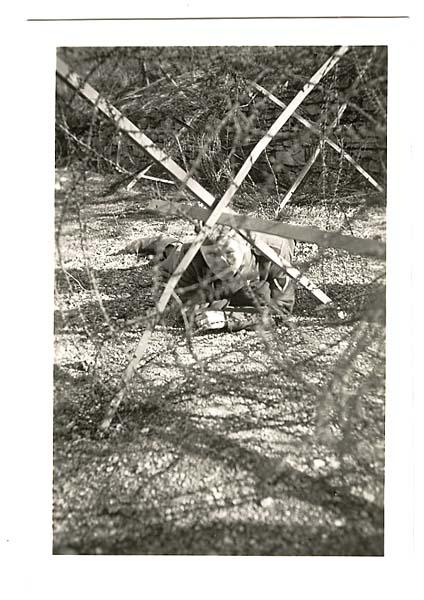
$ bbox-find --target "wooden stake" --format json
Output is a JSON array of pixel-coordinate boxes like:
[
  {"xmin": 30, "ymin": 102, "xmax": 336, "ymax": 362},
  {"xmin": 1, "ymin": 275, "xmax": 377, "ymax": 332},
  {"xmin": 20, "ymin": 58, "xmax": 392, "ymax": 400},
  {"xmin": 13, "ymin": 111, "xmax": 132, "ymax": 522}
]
[
  {"xmin": 250, "ymin": 80, "xmax": 384, "ymax": 193},
  {"xmin": 275, "ymin": 103, "xmax": 347, "ymax": 215},
  {"xmin": 126, "ymin": 164, "xmax": 152, "ymax": 190},
  {"xmin": 116, "ymin": 131, "xmax": 122, "ymax": 169},
  {"xmin": 126, "ymin": 164, "xmax": 175, "ymax": 190},
  {"xmin": 144, "ymin": 198, "xmax": 386, "ymax": 259}
]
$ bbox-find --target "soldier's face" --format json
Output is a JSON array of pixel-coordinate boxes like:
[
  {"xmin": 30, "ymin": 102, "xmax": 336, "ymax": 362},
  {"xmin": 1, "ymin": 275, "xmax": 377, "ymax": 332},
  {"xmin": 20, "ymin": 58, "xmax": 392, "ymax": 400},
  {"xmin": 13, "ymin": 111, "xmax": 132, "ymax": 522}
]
[{"xmin": 201, "ymin": 237, "xmax": 246, "ymax": 275}]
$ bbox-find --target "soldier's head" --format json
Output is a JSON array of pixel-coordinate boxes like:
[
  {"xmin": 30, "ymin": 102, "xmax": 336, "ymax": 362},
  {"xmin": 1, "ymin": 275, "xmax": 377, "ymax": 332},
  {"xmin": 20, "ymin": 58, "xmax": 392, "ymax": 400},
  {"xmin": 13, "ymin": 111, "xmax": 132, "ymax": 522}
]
[{"xmin": 200, "ymin": 226, "xmax": 250, "ymax": 275}]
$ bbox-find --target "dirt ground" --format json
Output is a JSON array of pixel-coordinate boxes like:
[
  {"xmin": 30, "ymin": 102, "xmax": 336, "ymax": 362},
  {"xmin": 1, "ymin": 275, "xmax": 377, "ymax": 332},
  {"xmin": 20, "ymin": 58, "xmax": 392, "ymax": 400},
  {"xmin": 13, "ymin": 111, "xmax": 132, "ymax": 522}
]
[{"xmin": 53, "ymin": 171, "xmax": 386, "ymax": 555}]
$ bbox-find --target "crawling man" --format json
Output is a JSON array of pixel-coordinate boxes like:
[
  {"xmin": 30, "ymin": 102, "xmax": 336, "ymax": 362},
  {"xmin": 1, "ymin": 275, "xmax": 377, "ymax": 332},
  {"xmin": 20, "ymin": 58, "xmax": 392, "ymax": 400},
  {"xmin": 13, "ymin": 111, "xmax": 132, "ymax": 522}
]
[{"xmin": 123, "ymin": 226, "xmax": 296, "ymax": 332}]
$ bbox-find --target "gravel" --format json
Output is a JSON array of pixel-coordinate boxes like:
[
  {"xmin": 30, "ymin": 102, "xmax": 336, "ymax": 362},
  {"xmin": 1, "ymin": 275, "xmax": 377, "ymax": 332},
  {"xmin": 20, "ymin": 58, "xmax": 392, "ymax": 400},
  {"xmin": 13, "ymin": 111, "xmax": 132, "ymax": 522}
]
[{"xmin": 53, "ymin": 173, "xmax": 385, "ymax": 555}]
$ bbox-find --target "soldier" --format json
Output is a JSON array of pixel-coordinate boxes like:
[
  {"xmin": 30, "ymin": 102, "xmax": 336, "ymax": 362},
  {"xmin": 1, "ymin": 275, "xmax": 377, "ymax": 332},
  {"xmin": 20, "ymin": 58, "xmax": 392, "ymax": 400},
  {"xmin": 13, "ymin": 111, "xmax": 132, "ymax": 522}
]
[{"xmin": 123, "ymin": 226, "xmax": 296, "ymax": 332}]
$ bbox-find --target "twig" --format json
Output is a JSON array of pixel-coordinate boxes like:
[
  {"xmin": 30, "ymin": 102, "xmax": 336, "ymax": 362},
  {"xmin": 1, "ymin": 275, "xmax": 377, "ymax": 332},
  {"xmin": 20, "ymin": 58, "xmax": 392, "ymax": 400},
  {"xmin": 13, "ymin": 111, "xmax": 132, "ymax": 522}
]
[
  {"xmin": 57, "ymin": 123, "xmax": 129, "ymax": 175},
  {"xmin": 61, "ymin": 269, "xmax": 88, "ymax": 291}
]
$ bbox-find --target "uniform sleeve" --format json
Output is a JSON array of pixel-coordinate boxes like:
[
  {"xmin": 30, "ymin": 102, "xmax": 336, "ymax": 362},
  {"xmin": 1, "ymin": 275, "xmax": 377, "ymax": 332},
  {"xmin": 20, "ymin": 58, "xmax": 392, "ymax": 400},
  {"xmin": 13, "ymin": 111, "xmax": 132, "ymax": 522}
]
[
  {"xmin": 121, "ymin": 235, "xmax": 178, "ymax": 257},
  {"xmin": 159, "ymin": 246, "xmax": 210, "ymax": 305}
]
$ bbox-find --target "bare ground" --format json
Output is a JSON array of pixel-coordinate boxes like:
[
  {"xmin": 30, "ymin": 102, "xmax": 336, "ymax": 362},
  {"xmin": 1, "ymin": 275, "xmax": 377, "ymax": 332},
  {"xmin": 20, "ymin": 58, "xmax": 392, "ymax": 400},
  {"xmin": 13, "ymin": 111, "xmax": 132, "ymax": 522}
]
[{"xmin": 53, "ymin": 171, "xmax": 386, "ymax": 555}]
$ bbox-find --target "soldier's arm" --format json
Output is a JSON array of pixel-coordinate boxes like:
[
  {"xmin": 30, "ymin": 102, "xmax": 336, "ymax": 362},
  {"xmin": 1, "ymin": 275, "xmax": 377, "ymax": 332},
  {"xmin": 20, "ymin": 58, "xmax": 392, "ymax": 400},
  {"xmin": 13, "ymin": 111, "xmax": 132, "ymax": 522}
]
[{"xmin": 117, "ymin": 236, "xmax": 179, "ymax": 257}]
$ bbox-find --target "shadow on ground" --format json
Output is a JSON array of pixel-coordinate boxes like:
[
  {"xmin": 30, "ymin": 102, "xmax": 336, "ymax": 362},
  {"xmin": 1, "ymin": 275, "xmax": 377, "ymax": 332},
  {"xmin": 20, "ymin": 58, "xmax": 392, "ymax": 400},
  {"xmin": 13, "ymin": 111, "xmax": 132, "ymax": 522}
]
[
  {"xmin": 53, "ymin": 375, "xmax": 384, "ymax": 556},
  {"xmin": 54, "ymin": 519, "xmax": 383, "ymax": 556}
]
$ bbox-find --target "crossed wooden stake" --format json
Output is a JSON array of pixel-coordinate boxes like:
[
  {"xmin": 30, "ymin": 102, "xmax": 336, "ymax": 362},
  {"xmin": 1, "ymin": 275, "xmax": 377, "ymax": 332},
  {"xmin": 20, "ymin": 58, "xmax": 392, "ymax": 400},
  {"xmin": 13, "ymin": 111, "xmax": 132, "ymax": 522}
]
[
  {"xmin": 56, "ymin": 45, "xmax": 381, "ymax": 431},
  {"xmin": 249, "ymin": 80, "xmax": 384, "ymax": 202}
]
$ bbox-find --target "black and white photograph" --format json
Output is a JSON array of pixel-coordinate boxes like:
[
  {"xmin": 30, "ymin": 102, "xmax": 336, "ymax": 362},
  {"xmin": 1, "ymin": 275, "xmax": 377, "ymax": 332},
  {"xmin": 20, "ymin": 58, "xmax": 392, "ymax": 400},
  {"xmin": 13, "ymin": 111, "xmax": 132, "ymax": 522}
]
[
  {"xmin": 53, "ymin": 44, "xmax": 387, "ymax": 556},
  {"xmin": 3, "ymin": 7, "xmax": 421, "ymax": 600}
]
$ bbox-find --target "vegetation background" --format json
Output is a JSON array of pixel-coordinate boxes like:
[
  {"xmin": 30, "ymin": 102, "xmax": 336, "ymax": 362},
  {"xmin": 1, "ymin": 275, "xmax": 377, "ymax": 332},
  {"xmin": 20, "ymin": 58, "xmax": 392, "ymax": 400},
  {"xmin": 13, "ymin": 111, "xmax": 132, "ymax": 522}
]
[{"xmin": 56, "ymin": 45, "xmax": 386, "ymax": 201}]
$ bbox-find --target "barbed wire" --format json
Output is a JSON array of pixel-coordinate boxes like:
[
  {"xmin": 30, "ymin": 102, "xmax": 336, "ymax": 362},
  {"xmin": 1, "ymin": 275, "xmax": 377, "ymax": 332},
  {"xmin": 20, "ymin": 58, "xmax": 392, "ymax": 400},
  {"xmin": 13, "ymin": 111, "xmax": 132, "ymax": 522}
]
[{"xmin": 54, "ymin": 45, "xmax": 386, "ymax": 473}]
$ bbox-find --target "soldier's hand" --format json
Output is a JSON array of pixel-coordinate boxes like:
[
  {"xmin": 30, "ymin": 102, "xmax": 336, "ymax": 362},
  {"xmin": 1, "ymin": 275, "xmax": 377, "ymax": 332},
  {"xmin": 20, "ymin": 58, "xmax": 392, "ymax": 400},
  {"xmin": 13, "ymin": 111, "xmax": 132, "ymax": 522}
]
[{"xmin": 193, "ymin": 308, "xmax": 227, "ymax": 331}]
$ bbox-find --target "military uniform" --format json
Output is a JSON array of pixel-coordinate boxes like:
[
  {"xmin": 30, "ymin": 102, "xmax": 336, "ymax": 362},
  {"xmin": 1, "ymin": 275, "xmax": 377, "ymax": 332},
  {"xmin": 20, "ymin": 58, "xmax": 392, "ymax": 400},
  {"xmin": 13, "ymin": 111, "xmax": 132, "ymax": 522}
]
[
  {"xmin": 125, "ymin": 231, "xmax": 296, "ymax": 331},
  {"xmin": 160, "ymin": 235, "xmax": 295, "ymax": 312}
]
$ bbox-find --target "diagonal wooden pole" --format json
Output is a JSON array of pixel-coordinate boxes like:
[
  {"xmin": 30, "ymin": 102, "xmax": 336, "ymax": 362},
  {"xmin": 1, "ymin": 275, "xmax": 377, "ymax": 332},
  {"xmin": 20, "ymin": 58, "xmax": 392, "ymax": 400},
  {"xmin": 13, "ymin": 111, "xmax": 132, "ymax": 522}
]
[
  {"xmin": 126, "ymin": 164, "xmax": 153, "ymax": 190},
  {"xmin": 275, "ymin": 103, "xmax": 347, "ymax": 216},
  {"xmin": 126, "ymin": 164, "xmax": 175, "ymax": 189},
  {"xmin": 222, "ymin": 46, "xmax": 349, "ymax": 208},
  {"xmin": 97, "ymin": 46, "xmax": 349, "ymax": 430},
  {"xmin": 143, "ymin": 199, "xmax": 386, "ymax": 259},
  {"xmin": 250, "ymin": 80, "xmax": 384, "ymax": 193}
]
